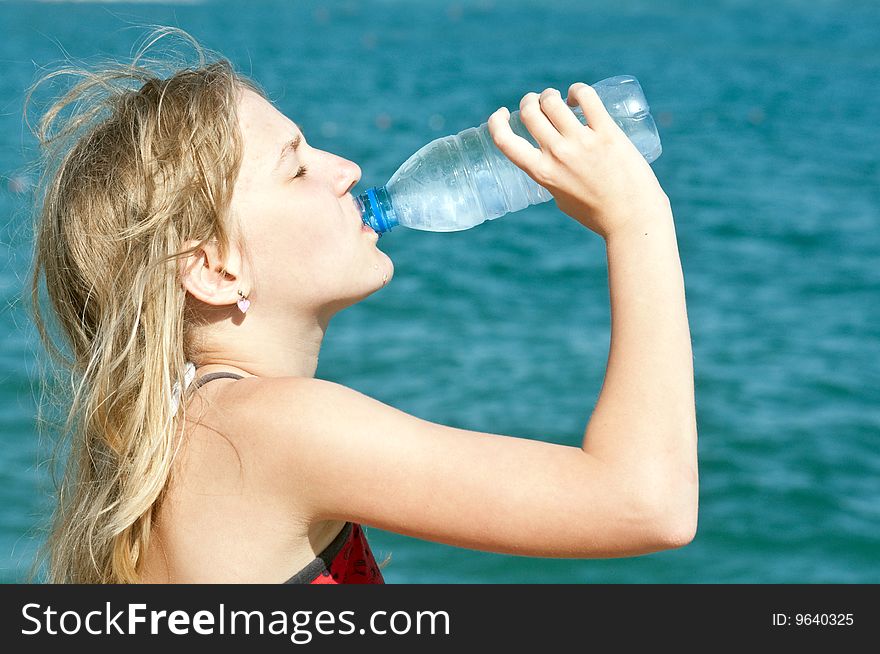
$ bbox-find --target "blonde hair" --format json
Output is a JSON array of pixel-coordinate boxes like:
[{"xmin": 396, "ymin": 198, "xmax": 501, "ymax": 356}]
[{"xmin": 27, "ymin": 27, "xmax": 263, "ymax": 583}]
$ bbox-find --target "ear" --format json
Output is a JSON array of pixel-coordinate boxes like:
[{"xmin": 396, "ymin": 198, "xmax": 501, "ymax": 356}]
[{"xmin": 179, "ymin": 239, "xmax": 246, "ymax": 308}]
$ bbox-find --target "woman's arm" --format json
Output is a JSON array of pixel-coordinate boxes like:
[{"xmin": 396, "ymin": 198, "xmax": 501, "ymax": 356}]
[
  {"xmin": 586, "ymin": 209, "xmax": 697, "ymax": 537},
  {"xmin": 215, "ymin": 83, "xmax": 697, "ymax": 558},
  {"xmin": 490, "ymin": 84, "xmax": 698, "ymax": 536},
  {"xmin": 225, "ymin": 377, "xmax": 691, "ymax": 558}
]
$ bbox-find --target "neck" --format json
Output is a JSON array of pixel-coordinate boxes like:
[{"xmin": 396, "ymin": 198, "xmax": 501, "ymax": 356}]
[{"xmin": 191, "ymin": 309, "xmax": 330, "ymax": 379}]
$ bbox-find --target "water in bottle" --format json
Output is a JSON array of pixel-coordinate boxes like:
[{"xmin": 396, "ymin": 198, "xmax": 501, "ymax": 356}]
[{"xmin": 356, "ymin": 75, "xmax": 661, "ymax": 235}]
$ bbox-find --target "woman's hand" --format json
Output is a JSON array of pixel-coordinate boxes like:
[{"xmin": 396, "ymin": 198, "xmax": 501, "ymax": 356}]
[{"xmin": 487, "ymin": 84, "xmax": 671, "ymax": 239}]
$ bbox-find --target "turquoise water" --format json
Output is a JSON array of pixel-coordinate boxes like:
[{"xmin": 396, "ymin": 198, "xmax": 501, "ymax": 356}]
[{"xmin": 1, "ymin": 0, "xmax": 878, "ymax": 583}]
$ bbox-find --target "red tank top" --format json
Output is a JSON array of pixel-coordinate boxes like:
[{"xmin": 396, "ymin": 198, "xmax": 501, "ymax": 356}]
[{"xmin": 189, "ymin": 371, "xmax": 385, "ymax": 585}]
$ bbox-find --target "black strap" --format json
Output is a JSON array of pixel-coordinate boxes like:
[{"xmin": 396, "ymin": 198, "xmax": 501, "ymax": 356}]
[
  {"xmin": 283, "ymin": 522, "xmax": 353, "ymax": 584},
  {"xmin": 191, "ymin": 371, "xmax": 245, "ymax": 390}
]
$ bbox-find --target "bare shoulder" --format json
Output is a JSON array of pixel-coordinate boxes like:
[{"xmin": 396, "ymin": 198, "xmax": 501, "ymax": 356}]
[{"xmin": 200, "ymin": 375, "xmax": 688, "ymax": 558}]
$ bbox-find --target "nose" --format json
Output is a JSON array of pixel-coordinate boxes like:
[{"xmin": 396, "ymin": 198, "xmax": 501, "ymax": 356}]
[{"xmin": 332, "ymin": 154, "xmax": 361, "ymax": 196}]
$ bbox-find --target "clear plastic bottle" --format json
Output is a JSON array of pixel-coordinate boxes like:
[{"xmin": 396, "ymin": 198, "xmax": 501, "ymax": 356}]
[{"xmin": 356, "ymin": 75, "xmax": 662, "ymax": 234}]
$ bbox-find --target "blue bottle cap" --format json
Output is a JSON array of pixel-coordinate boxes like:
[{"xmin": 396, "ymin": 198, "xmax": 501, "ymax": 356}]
[{"xmin": 355, "ymin": 186, "xmax": 398, "ymax": 234}]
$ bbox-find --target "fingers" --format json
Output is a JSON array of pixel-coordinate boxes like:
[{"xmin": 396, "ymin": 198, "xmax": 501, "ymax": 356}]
[
  {"xmin": 536, "ymin": 88, "xmax": 585, "ymax": 136},
  {"xmin": 489, "ymin": 83, "xmax": 613, "ymax": 182},
  {"xmin": 566, "ymin": 82, "xmax": 615, "ymax": 132},
  {"xmin": 487, "ymin": 106, "xmax": 542, "ymax": 173},
  {"xmin": 518, "ymin": 91, "xmax": 564, "ymax": 147}
]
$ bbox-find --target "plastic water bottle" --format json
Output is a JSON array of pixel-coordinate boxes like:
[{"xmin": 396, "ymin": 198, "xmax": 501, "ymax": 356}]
[{"xmin": 356, "ymin": 75, "xmax": 661, "ymax": 234}]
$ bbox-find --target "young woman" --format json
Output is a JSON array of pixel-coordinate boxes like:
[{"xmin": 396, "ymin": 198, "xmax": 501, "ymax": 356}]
[{"xmin": 30, "ymin": 30, "xmax": 697, "ymax": 583}]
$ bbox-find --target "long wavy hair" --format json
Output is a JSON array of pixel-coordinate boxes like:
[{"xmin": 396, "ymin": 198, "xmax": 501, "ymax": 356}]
[{"xmin": 27, "ymin": 28, "xmax": 263, "ymax": 583}]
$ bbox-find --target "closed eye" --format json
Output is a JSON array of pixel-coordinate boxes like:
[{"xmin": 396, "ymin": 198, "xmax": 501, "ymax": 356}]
[{"xmin": 291, "ymin": 164, "xmax": 308, "ymax": 180}]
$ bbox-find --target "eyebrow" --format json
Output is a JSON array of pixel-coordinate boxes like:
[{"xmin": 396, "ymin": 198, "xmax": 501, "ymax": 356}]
[{"xmin": 275, "ymin": 130, "xmax": 303, "ymax": 171}]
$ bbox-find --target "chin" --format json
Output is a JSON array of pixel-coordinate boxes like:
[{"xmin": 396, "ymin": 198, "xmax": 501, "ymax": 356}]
[
  {"xmin": 381, "ymin": 257, "xmax": 395, "ymax": 284},
  {"xmin": 378, "ymin": 249, "xmax": 394, "ymax": 277}
]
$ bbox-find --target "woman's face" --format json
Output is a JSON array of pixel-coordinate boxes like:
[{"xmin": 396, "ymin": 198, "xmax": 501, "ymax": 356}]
[{"xmin": 230, "ymin": 88, "xmax": 393, "ymax": 319}]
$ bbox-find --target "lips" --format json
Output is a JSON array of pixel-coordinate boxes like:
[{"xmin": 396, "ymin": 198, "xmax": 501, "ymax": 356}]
[{"xmin": 351, "ymin": 195, "xmax": 377, "ymax": 235}]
